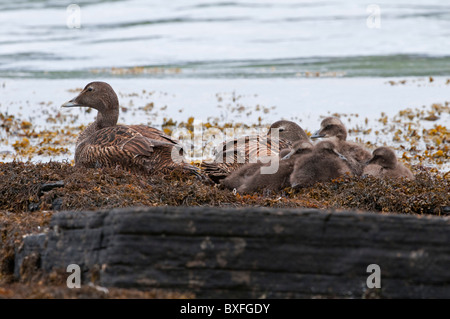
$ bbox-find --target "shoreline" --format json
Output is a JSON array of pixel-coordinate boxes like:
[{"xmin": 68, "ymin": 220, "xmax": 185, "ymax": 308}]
[{"xmin": 0, "ymin": 76, "xmax": 449, "ymax": 171}]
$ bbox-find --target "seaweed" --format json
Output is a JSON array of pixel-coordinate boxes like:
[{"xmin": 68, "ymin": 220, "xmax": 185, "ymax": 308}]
[{"xmin": 0, "ymin": 159, "xmax": 448, "ymax": 298}]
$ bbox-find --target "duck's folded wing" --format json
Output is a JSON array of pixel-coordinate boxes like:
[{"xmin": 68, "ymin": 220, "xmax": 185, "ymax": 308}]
[
  {"xmin": 247, "ymin": 136, "xmax": 287, "ymax": 159},
  {"xmin": 216, "ymin": 135, "xmax": 286, "ymax": 160},
  {"xmin": 82, "ymin": 126, "xmax": 177, "ymax": 160},
  {"xmin": 130, "ymin": 124, "xmax": 180, "ymax": 144},
  {"xmin": 203, "ymin": 135, "xmax": 287, "ymax": 182}
]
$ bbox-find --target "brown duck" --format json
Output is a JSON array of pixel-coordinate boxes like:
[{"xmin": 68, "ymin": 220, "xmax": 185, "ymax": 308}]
[
  {"xmin": 290, "ymin": 138, "xmax": 352, "ymax": 188},
  {"xmin": 202, "ymin": 120, "xmax": 310, "ymax": 183},
  {"xmin": 62, "ymin": 81, "xmax": 198, "ymax": 175},
  {"xmin": 311, "ymin": 116, "xmax": 371, "ymax": 175},
  {"xmin": 363, "ymin": 147, "xmax": 415, "ymax": 180}
]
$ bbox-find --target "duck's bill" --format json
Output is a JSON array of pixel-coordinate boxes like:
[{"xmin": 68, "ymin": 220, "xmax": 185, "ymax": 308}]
[
  {"xmin": 281, "ymin": 150, "xmax": 295, "ymax": 160},
  {"xmin": 61, "ymin": 100, "xmax": 84, "ymax": 108},
  {"xmin": 310, "ymin": 131, "xmax": 325, "ymax": 139},
  {"xmin": 336, "ymin": 152, "xmax": 348, "ymax": 161}
]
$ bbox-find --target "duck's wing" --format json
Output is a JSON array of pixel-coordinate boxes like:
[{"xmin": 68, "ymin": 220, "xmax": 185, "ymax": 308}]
[
  {"xmin": 247, "ymin": 136, "xmax": 290, "ymax": 159},
  {"xmin": 130, "ymin": 124, "xmax": 189, "ymax": 157},
  {"xmin": 129, "ymin": 125, "xmax": 205, "ymax": 177},
  {"xmin": 130, "ymin": 124, "xmax": 180, "ymax": 144},
  {"xmin": 217, "ymin": 135, "xmax": 289, "ymax": 159},
  {"xmin": 76, "ymin": 125, "xmax": 183, "ymax": 171},
  {"xmin": 200, "ymin": 150, "xmax": 239, "ymax": 183},
  {"xmin": 202, "ymin": 135, "xmax": 289, "ymax": 183}
]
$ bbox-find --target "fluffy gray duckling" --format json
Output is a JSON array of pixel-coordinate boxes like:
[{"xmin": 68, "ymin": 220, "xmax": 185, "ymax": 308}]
[
  {"xmin": 230, "ymin": 141, "xmax": 314, "ymax": 193},
  {"xmin": 290, "ymin": 138, "xmax": 352, "ymax": 188},
  {"xmin": 311, "ymin": 116, "xmax": 371, "ymax": 175},
  {"xmin": 363, "ymin": 147, "xmax": 415, "ymax": 180}
]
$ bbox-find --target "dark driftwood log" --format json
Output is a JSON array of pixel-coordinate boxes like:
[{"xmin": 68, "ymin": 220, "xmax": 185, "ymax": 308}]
[{"xmin": 15, "ymin": 206, "xmax": 450, "ymax": 298}]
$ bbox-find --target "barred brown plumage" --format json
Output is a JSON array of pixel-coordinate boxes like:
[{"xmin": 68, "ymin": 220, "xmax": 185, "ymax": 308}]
[
  {"xmin": 62, "ymin": 81, "xmax": 200, "ymax": 176},
  {"xmin": 201, "ymin": 120, "xmax": 310, "ymax": 183}
]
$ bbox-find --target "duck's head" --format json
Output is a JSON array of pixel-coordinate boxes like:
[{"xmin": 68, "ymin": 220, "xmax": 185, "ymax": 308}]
[
  {"xmin": 62, "ymin": 81, "xmax": 119, "ymax": 113},
  {"xmin": 268, "ymin": 120, "xmax": 309, "ymax": 143},
  {"xmin": 367, "ymin": 147, "xmax": 397, "ymax": 169},
  {"xmin": 311, "ymin": 117, "xmax": 347, "ymax": 141}
]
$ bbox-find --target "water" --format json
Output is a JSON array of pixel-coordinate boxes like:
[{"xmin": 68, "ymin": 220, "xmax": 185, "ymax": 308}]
[
  {"xmin": 1, "ymin": 0, "xmax": 450, "ymax": 78},
  {"xmin": 0, "ymin": 0, "xmax": 449, "ymax": 170}
]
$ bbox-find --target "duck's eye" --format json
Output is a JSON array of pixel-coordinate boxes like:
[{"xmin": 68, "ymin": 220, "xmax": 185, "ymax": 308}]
[
  {"xmin": 87, "ymin": 87, "xmax": 93, "ymax": 92},
  {"xmin": 278, "ymin": 127, "xmax": 285, "ymax": 132}
]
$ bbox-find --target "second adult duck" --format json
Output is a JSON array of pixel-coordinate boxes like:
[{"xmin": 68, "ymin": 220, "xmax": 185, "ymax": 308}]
[{"xmin": 62, "ymin": 81, "xmax": 197, "ymax": 175}]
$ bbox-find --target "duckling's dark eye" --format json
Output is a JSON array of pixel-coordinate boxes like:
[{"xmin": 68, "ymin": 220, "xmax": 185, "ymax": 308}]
[
  {"xmin": 87, "ymin": 87, "xmax": 93, "ymax": 92},
  {"xmin": 278, "ymin": 127, "xmax": 285, "ymax": 132}
]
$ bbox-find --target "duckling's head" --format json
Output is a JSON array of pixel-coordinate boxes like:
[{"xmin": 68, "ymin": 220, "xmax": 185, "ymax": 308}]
[
  {"xmin": 282, "ymin": 141, "xmax": 313, "ymax": 160},
  {"xmin": 268, "ymin": 120, "xmax": 309, "ymax": 143},
  {"xmin": 311, "ymin": 117, "xmax": 347, "ymax": 141},
  {"xmin": 62, "ymin": 81, "xmax": 119, "ymax": 114},
  {"xmin": 367, "ymin": 147, "xmax": 397, "ymax": 169},
  {"xmin": 315, "ymin": 138, "xmax": 347, "ymax": 161}
]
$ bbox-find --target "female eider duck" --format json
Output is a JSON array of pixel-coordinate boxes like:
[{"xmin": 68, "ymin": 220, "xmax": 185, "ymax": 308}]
[
  {"xmin": 202, "ymin": 120, "xmax": 310, "ymax": 183},
  {"xmin": 290, "ymin": 138, "xmax": 352, "ymax": 188},
  {"xmin": 62, "ymin": 81, "xmax": 198, "ymax": 175},
  {"xmin": 311, "ymin": 116, "xmax": 371, "ymax": 175},
  {"xmin": 363, "ymin": 147, "xmax": 415, "ymax": 180}
]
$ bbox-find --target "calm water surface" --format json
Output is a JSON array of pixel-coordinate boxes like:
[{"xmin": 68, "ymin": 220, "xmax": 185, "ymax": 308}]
[{"xmin": 1, "ymin": 0, "xmax": 450, "ymax": 78}]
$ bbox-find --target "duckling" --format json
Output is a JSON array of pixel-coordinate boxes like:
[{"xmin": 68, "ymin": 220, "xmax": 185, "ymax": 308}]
[
  {"xmin": 220, "ymin": 155, "xmax": 277, "ymax": 191},
  {"xmin": 220, "ymin": 145, "xmax": 300, "ymax": 190},
  {"xmin": 281, "ymin": 140, "xmax": 314, "ymax": 160},
  {"xmin": 62, "ymin": 81, "xmax": 198, "ymax": 175},
  {"xmin": 279, "ymin": 148, "xmax": 292, "ymax": 159},
  {"xmin": 240, "ymin": 141, "xmax": 314, "ymax": 193},
  {"xmin": 363, "ymin": 147, "xmax": 415, "ymax": 180},
  {"xmin": 311, "ymin": 116, "xmax": 371, "ymax": 175},
  {"xmin": 202, "ymin": 120, "xmax": 309, "ymax": 183},
  {"xmin": 223, "ymin": 141, "xmax": 314, "ymax": 193},
  {"xmin": 290, "ymin": 138, "xmax": 352, "ymax": 188}
]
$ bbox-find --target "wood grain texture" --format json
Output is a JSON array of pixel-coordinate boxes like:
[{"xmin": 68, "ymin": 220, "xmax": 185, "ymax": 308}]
[{"xmin": 15, "ymin": 207, "xmax": 450, "ymax": 298}]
